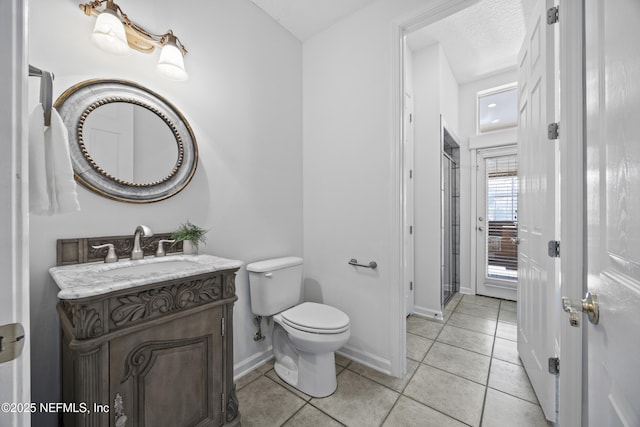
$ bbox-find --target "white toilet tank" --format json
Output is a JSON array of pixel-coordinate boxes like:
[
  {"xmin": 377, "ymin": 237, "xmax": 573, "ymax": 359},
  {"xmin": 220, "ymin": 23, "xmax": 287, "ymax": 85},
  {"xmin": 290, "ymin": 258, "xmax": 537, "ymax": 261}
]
[{"xmin": 246, "ymin": 257, "xmax": 304, "ymax": 316}]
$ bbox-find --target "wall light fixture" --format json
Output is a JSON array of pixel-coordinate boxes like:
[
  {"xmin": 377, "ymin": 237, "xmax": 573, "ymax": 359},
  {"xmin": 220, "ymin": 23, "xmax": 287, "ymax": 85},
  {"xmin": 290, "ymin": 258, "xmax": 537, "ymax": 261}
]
[{"xmin": 80, "ymin": 0, "xmax": 188, "ymax": 81}]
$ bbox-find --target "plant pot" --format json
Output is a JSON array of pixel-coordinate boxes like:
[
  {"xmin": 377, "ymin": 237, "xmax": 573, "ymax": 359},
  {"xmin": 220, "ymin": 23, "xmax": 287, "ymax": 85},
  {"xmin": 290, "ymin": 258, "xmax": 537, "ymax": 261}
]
[{"xmin": 182, "ymin": 240, "xmax": 198, "ymax": 255}]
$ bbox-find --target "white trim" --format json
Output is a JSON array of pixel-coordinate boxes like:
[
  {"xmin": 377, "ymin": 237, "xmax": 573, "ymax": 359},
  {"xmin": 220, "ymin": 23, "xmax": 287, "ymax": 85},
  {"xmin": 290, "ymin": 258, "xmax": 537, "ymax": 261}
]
[
  {"xmin": 233, "ymin": 347, "xmax": 274, "ymax": 380},
  {"xmin": 469, "ymin": 128, "xmax": 518, "ymax": 149},
  {"xmin": 413, "ymin": 305, "xmax": 444, "ymax": 322},
  {"xmin": 558, "ymin": 0, "xmax": 584, "ymax": 425},
  {"xmin": 393, "ymin": 0, "xmax": 478, "ymax": 379},
  {"xmin": 0, "ymin": 1, "xmax": 30, "ymax": 424},
  {"xmin": 337, "ymin": 345, "xmax": 392, "ymax": 375}
]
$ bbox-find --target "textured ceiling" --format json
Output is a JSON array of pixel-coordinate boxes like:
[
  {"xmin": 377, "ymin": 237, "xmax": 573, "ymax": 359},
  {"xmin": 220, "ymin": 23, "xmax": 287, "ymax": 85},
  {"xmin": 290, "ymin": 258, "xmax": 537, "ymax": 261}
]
[
  {"xmin": 406, "ymin": 0, "xmax": 534, "ymax": 84},
  {"xmin": 249, "ymin": 0, "xmax": 377, "ymax": 41},
  {"xmin": 250, "ymin": 0, "xmax": 534, "ymax": 84}
]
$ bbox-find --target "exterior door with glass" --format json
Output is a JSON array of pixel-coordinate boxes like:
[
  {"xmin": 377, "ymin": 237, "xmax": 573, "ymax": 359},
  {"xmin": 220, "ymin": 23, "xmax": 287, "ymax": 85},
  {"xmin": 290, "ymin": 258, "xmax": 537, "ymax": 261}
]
[{"xmin": 476, "ymin": 147, "xmax": 518, "ymax": 301}]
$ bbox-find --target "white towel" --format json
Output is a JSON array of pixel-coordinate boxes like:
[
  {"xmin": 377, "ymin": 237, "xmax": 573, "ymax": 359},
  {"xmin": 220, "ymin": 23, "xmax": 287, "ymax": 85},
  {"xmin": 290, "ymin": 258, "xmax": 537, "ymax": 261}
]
[
  {"xmin": 29, "ymin": 104, "xmax": 50, "ymax": 214},
  {"xmin": 44, "ymin": 107, "xmax": 80, "ymax": 214}
]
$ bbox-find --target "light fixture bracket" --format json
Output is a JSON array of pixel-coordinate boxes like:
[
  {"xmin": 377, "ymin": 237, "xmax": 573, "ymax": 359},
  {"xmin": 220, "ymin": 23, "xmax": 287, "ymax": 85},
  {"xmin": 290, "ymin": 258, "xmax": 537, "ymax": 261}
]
[{"xmin": 79, "ymin": 0, "xmax": 188, "ymax": 55}]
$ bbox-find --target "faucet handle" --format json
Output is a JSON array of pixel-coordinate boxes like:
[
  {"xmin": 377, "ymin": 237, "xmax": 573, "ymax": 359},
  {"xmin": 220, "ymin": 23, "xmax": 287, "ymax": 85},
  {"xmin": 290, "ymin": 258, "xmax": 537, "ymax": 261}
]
[
  {"xmin": 92, "ymin": 243, "xmax": 118, "ymax": 263},
  {"xmin": 155, "ymin": 239, "xmax": 176, "ymax": 257}
]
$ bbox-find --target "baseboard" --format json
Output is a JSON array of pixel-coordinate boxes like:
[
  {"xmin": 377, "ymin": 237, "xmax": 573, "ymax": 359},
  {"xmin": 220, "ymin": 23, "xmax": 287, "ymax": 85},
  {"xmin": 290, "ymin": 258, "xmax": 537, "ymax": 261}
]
[
  {"xmin": 233, "ymin": 347, "xmax": 274, "ymax": 381},
  {"xmin": 413, "ymin": 305, "xmax": 444, "ymax": 322},
  {"xmin": 337, "ymin": 345, "xmax": 393, "ymax": 376},
  {"xmin": 459, "ymin": 285, "xmax": 474, "ymax": 295}
]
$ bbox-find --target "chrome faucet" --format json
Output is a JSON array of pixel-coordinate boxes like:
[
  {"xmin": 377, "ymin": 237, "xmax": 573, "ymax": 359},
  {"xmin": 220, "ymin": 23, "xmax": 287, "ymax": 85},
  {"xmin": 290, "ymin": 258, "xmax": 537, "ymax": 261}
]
[{"xmin": 131, "ymin": 225, "xmax": 153, "ymax": 260}]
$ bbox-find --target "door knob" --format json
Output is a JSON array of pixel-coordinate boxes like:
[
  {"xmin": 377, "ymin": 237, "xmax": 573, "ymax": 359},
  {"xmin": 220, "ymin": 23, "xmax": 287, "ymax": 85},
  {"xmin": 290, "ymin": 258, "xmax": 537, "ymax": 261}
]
[
  {"xmin": 562, "ymin": 291, "xmax": 599, "ymax": 327},
  {"xmin": 478, "ymin": 226, "xmax": 484, "ymax": 232}
]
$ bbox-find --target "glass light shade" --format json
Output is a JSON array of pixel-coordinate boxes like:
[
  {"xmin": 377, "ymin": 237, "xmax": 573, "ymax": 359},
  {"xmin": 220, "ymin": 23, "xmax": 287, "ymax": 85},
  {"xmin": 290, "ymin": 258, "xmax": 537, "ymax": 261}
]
[
  {"xmin": 157, "ymin": 42, "xmax": 188, "ymax": 81},
  {"xmin": 91, "ymin": 9, "xmax": 130, "ymax": 55}
]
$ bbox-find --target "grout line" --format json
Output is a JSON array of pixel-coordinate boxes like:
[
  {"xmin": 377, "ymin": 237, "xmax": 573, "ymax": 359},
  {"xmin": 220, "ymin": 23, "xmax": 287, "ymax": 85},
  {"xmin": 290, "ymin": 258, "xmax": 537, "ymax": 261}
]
[{"xmin": 240, "ymin": 294, "xmax": 541, "ymax": 427}]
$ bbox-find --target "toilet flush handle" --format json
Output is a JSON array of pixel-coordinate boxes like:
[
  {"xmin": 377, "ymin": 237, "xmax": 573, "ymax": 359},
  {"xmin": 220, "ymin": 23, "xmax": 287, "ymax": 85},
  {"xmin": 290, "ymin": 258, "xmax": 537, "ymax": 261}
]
[{"xmin": 264, "ymin": 273, "xmax": 273, "ymax": 278}]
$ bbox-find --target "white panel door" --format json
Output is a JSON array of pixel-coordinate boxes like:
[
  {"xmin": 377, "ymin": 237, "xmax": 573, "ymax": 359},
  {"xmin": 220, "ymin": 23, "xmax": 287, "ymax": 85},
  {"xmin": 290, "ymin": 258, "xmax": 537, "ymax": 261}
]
[
  {"xmin": 516, "ymin": 0, "xmax": 559, "ymax": 421},
  {"xmin": 0, "ymin": 2, "xmax": 30, "ymax": 426},
  {"xmin": 584, "ymin": 0, "xmax": 640, "ymax": 425}
]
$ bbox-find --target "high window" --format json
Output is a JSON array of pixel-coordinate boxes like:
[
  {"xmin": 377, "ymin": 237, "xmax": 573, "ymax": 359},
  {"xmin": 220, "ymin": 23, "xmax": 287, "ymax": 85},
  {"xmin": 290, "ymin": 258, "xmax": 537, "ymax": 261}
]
[{"xmin": 477, "ymin": 83, "xmax": 518, "ymax": 133}]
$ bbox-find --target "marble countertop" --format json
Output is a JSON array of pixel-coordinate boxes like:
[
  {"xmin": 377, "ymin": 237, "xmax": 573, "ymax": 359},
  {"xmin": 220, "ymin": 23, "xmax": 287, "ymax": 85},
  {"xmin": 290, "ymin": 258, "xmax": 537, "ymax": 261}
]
[{"xmin": 50, "ymin": 254, "xmax": 243, "ymax": 300}]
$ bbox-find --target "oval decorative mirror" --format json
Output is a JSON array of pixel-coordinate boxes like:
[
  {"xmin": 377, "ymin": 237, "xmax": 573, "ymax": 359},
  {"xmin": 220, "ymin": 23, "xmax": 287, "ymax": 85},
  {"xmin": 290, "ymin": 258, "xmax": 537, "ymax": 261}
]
[{"xmin": 54, "ymin": 79, "xmax": 198, "ymax": 203}]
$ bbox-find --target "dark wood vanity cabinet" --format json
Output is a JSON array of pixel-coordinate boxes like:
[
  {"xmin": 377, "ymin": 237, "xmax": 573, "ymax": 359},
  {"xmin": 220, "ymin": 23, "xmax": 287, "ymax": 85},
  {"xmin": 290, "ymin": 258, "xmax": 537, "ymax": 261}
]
[{"xmin": 58, "ymin": 268, "xmax": 241, "ymax": 427}]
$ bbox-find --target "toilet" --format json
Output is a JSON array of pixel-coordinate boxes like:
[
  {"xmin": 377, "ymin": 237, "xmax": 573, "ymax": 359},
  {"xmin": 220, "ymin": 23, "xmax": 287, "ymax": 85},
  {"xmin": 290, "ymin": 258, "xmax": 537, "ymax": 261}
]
[{"xmin": 246, "ymin": 256, "xmax": 350, "ymax": 397}]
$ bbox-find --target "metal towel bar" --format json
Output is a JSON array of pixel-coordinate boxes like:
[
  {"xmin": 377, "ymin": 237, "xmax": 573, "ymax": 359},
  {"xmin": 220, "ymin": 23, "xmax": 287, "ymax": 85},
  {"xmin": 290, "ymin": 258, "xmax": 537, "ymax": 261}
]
[{"xmin": 348, "ymin": 258, "xmax": 377, "ymax": 269}]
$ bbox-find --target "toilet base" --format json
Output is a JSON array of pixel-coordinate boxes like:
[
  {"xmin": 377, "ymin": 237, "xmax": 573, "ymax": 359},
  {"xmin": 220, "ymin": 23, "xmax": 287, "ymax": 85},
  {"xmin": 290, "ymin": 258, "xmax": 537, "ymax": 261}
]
[{"xmin": 275, "ymin": 350, "xmax": 337, "ymax": 398}]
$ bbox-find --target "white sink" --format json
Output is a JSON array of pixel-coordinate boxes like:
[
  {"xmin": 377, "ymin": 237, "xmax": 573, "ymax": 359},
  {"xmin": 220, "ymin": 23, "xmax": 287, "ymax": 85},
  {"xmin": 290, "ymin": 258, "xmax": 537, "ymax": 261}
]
[{"xmin": 50, "ymin": 254, "xmax": 243, "ymax": 300}]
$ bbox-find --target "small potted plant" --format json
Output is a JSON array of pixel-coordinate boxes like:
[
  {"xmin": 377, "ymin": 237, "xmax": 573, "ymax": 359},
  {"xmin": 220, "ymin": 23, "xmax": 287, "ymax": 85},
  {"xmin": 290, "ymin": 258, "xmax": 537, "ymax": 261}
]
[{"xmin": 171, "ymin": 221, "xmax": 208, "ymax": 255}]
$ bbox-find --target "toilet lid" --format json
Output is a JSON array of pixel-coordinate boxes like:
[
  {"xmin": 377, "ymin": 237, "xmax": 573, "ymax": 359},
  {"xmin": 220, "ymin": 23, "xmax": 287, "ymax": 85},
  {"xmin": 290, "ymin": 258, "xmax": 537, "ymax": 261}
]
[{"xmin": 281, "ymin": 302, "xmax": 350, "ymax": 334}]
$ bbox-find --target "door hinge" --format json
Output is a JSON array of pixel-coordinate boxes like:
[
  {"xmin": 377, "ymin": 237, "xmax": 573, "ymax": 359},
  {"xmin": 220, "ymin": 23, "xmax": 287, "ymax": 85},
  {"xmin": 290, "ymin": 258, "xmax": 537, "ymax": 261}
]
[
  {"xmin": 548, "ymin": 122, "xmax": 560, "ymax": 140},
  {"xmin": 221, "ymin": 318, "xmax": 225, "ymax": 336},
  {"xmin": 409, "ymin": 225, "xmax": 413, "ymax": 235},
  {"xmin": 548, "ymin": 357, "xmax": 560, "ymax": 375},
  {"xmin": 409, "ymin": 113, "xmax": 413, "ymax": 123},
  {"xmin": 547, "ymin": 6, "xmax": 559, "ymax": 25},
  {"xmin": 409, "ymin": 281, "xmax": 413, "ymax": 291},
  {"xmin": 409, "ymin": 169, "xmax": 413, "ymax": 179},
  {"xmin": 548, "ymin": 240, "xmax": 560, "ymax": 258},
  {"xmin": 221, "ymin": 393, "xmax": 225, "ymax": 412}
]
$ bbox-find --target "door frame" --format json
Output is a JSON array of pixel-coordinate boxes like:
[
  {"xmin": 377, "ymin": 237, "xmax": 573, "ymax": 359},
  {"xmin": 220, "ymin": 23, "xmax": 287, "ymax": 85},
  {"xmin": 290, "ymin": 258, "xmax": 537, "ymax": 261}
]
[
  {"xmin": 557, "ymin": 1, "xmax": 584, "ymax": 425},
  {"xmin": 0, "ymin": 1, "xmax": 30, "ymax": 425},
  {"xmin": 391, "ymin": 0, "xmax": 476, "ymax": 377},
  {"xmin": 392, "ymin": 0, "xmax": 583, "ymax": 422},
  {"xmin": 474, "ymin": 145, "xmax": 518, "ymax": 301}
]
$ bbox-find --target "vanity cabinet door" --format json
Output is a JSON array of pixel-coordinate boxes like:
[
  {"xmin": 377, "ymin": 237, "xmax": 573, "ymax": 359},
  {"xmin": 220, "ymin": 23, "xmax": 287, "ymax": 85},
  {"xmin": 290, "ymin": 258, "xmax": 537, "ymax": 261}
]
[{"xmin": 108, "ymin": 306, "xmax": 224, "ymax": 427}]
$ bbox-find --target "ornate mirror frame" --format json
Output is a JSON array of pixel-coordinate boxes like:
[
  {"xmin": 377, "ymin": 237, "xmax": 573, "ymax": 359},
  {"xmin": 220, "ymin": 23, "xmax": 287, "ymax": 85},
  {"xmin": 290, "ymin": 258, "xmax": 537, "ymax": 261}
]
[{"xmin": 54, "ymin": 79, "xmax": 198, "ymax": 203}]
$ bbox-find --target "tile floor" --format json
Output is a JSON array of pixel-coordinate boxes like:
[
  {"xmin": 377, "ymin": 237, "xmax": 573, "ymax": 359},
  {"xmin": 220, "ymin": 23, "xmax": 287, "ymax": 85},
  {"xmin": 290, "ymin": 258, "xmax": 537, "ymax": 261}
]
[{"xmin": 236, "ymin": 293, "xmax": 552, "ymax": 426}]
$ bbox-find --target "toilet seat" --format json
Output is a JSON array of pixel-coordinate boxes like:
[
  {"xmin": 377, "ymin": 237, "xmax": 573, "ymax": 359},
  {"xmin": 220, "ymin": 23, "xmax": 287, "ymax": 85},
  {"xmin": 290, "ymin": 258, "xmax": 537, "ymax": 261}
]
[{"xmin": 280, "ymin": 302, "xmax": 350, "ymax": 334}]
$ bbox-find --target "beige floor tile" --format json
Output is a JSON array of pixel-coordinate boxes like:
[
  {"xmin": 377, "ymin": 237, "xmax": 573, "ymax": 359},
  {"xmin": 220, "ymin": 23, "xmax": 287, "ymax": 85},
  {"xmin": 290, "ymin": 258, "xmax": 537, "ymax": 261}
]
[
  {"xmin": 348, "ymin": 358, "xmax": 418, "ymax": 392},
  {"xmin": 498, "ymin": 308, "xmax": 517, "ymax": 324},
  {"xmin": 382, "ymin": 396, "xmax": 466, "ymax": 427},
  {"xmin": 488, "ymin": 359, "xmax": 538, "ymax": 404},
  {"xmin": 335, "ymin": 353, "xmax": 352, "ymax": 367},
  {"xmin": 482, "ymin": 388, "xmax": 552, "ymax": 427},
  {"xmin": 447, "ymin": 312, "xmax": 497, "ymax": 336},
  {"xmin": 492, "ymin": 337, "xmax": 522, "ymax": 366},
  {"xmin": 407, "ymin": 333, "xmax": 434, "ymax": 361},
  {"xmin": 437, "ymin": 325, "xmax": 495, "ymax": 356},
  {"xmin": 236, "ymin": 359, "xmax": 275, "ymax": 390},
  {"xmin": 404, "ymin": 364, "xmax": 485, "ymax": 426},
  {"xmin": 455, "ymin": 302, "xmax": 499, "ymax": 320},
  {"xmin": 407, "ymin": 315, "xmax": 444, "ymax": 339},
  {"xmin": 283, "ymin": 404, "xmax": 344, "ymax": 427},
  {"xmin": 424, "ymin": 342, "xmax": 491, "ymax": 385},
  {"xmin": 443, "ymin": 309, "xmax": 454, "ymax": 322},
  {"xmin": 462, "ymin": 294, "xmax": 501, "ymax": 309},
  {"xmin": 237, "ymin": 376, "xmax": 306, "ymax": 427},
  {"xmin": 310, "ymin": 369, "xmax": 399, "ymax": 427},
  {"xmin": 265, "ymin": 368, "xmax": 313, "ymax": 401},
  {"xmin": 499, "ymin": 300, "xmax": 517, "ymax": 312},
  {"xmin": 495, "ymin": 321, "xmax": 517, "ymax": 342}
]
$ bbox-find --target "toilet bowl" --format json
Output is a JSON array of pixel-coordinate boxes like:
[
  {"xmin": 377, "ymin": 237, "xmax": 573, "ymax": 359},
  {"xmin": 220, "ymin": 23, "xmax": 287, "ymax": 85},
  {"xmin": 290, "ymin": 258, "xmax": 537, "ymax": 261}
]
[{"xmin": 246, "ymin": 258, "xmax": 351, "ymax": 397}]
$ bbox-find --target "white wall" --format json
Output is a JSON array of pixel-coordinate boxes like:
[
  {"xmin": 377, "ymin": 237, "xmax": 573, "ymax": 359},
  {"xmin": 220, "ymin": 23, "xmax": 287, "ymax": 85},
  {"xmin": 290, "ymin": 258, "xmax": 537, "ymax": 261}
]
[
  {"xmin": 28, "ymin": 1, "xmax": 302, "ymax": 425},
  {"xmin": 411, "ymin": 43, "xmax": 459, "ymax": 318},
  {"xmin": 302, "ymin": 0, "xmax": 458, "ymax": 375}
]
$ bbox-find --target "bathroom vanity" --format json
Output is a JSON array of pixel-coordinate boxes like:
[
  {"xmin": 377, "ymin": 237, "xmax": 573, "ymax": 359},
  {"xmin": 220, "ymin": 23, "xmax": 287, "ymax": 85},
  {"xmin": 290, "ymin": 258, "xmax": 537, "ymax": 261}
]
[{"xmin": 51, "ymin": 237, "xmax": 242, "ymax": 427}]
